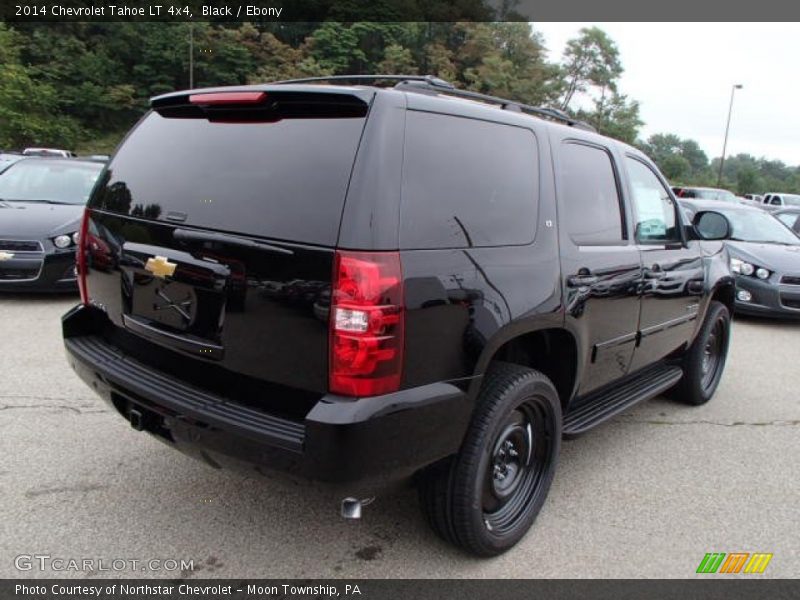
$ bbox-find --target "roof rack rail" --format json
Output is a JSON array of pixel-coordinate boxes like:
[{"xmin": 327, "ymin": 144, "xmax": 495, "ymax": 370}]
[
  {"xmin": 271, "ymin": 74, "xmax": 455, "ymax": 89},
  {"xmin": 270, "ymin": 73, "xmax": 595, "ymax": 132},
  {"xmin": 394, "ymin": 79, "xmax": 596, "ymax": 132}
]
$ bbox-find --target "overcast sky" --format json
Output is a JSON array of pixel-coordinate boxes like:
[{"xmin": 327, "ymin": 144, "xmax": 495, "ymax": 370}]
[{"xmin": 532, "ymin": 23, "xmax": 800, "ymax": 166}]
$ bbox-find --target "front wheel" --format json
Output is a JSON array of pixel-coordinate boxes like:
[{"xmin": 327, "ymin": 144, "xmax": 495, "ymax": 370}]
[
  {"xmin": 674, "ymin": 301, "xmax": 731, "ymax": 406},
  {"xmin": 418, "ymin": 363, "xmax": 561, "ymax": 556}
]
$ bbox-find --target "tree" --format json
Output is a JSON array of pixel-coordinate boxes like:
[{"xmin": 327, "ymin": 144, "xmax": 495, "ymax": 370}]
[
  {"xmin": 560, "ymin": 27, "xmax": 622, "ymax": 111},
  {"xmin": 579, "ymin": 92, "xmax": 642, "ymax": 144},
  {"xmin": 639, "ymin": 133, "xmax": 711, "ymax": 184},
  {"xmin": 0, "ymin": 24, "xmax": 82, "ymax": 149},
  {"xmin": 736, "ymin": 167, "xmax": 763, "ymax": 195},
  {"xmin": 378, "ymin": 44, "xmax": 418, "ymax": 74}
]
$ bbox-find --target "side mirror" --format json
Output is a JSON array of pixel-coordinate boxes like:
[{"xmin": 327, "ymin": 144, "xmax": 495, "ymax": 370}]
[{"xmin": 692, "ymin": 211, "xmax": 732, "ymax": 241}]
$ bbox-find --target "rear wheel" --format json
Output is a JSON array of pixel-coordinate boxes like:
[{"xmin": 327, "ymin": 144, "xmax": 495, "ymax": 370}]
[
  {"xmin": 674, "ymin": 301, "xmax": 731, "ymax": 406},
  {"xmin": 419, "ymin": 363, "xmax": 561, "ymax": 556}
]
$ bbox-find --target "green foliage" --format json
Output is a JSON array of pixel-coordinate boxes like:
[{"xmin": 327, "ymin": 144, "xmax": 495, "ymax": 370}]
[
  {"xmin": 0, "ymin": 21, "xmax": 567, "ymax": 151},
  {"xmin": 639, "ymin": 133, "xmax": 711, "ymax": 183},
  {"xmin": 4, "ymin": 19, "xmax": 793, "ymax": 195},
  {"xmin": 560, "ymin": 26, "xmax": 622, "ymax": 111},
  {"xmin": 715, "ymin": 154, "xmax": 800, "ymax": 195},
  {"xmin": 0, "ymin": 25, "xmax": 82, "ymax": 149},
  {"xmin": 640, "ymin": 134, "xmax": 800, "ymax": 194},
  {"xmin": 578, "ymin": 92, "xmax": 642, "ymax": 145}
]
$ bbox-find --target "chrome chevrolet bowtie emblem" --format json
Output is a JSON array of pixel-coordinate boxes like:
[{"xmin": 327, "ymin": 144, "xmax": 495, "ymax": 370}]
[
  {"xmin": 0, "ymin": 251, "xmax": 13, "ymax": 261},
  {"xmin": 144, "ymin": 255, "xmax": 177, "ymax": 278}
]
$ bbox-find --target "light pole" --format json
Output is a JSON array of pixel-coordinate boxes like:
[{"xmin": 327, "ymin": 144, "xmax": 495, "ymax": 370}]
[
  {"xmin": 717, "ymin": 84, "xmax": 743, "ymax": 188},
  {"xmin": 188, "ymin": 24, "xmax": 194, "ymax": 89}
]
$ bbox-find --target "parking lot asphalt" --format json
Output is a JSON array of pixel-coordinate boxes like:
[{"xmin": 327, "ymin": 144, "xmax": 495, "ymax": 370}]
[{"xmin": 1, "ymin": 294, "xmax": 798, "ymax": 579}]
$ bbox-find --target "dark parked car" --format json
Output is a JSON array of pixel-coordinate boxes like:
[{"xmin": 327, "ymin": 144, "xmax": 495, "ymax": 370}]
[
  {"xmin": 680, "ymin": 199, "xmax": 800, "ymax": 318},
  {"xmin": 62, "ymin": 75, "xmax": 735, "ymax": 556},
  {"xmin": 0, "ymin": 158, "xmax": 104, "ymax": 291},
  {"xmin": 674, "ymin": 186, "xmax": 740, "ymax": 203},
  {"xmin": 774, "ymin": 208, "xmax": 800, "ymax": 234}
]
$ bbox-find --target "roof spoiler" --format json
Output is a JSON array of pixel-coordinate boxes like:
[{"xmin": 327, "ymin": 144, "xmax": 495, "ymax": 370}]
[{"xmin": 150, "ymin": 88, "xmax": 371, "ymax": 121}]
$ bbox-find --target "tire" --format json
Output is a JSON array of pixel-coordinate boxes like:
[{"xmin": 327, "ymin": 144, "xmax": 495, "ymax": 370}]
[
  {"xmin": 418, "ymin": 362, "xmax": 562, "ymax": 556},
  {"xmin": 673, "ymin": 301, "xmax": 731, "ymax": 406}
]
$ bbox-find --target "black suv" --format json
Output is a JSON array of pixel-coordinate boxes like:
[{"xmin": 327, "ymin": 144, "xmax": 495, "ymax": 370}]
[{"xmin": 62, "ymin": 75, "xmax": 735, "ymax": 556}]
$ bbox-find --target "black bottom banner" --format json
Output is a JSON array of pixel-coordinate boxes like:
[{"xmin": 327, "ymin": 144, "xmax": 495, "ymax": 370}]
[{"xmin": 1, "ymin": 580, "xmax": 799, "ymax": 600}]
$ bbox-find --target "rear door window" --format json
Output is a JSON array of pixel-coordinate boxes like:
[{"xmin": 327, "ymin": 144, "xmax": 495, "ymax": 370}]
[
  {"xmin": 91, "ymin": 107, "xmax": 367, "ymax": 246},
  {"xmin": 559, "ymin": 142, "xmax": 625, "ymax": 245},
  {"xmin": 399, "ymin": 112, "xmax": 538, "ymax": 249}
]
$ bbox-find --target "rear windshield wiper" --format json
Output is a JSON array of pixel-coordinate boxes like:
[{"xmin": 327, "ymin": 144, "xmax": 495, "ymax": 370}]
[{"xmin": 173, "ymin": 228, "xmax": 294, "ymax": 255}]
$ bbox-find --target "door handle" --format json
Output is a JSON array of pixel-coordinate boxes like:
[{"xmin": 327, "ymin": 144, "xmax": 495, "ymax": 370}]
[{"xmin": 567, "ymin": 274, "xmax": 599, "ymax": 287}]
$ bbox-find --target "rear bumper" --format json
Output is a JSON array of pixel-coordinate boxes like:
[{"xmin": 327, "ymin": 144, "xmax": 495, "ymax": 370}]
[{"xmin": 63, "ymin": 305, "xmax": 471, "ymax": 488}]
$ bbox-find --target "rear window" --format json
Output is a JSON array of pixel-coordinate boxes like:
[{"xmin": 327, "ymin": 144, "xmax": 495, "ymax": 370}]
[
  {"xmin": 91, "ymin": 108, "xmax": 367, "ymax": 246},
  {"xmin": 399, "ymin": 111, "xmax": 538, "ymax": 249}
]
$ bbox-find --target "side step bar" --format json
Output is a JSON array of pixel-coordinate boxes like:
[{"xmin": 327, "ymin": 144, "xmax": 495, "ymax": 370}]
[{"xmin": 563, "ymin": 365, "xmax": 683, "ymax": 437}]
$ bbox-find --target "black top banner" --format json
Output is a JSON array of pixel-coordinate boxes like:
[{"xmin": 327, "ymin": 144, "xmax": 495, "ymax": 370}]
[{"xmin": 3, "ymin": 0, "xmax": 800, "ymax": 22}]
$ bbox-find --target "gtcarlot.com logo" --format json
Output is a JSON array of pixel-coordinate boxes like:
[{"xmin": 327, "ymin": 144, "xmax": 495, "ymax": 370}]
[
  {"xmin": 696, "ymin": 552, "xmax": 773, "ymax": 574},
  {"xmin": 14, "ymin": 554, "xmax": 194, "ymax": 573}
]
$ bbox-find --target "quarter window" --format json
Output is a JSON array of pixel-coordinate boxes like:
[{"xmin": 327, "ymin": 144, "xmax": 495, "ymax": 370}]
[
  {"xmin": 559, "ymin": 142, "xmax": 625, "ymax": 245},
  {"xmin": 400, "ymin": 112, "xmax": 538, "ymax": 249},
  {"xmin": 625, "ymin": 157, "xmax": 681, "ymax": 243}
]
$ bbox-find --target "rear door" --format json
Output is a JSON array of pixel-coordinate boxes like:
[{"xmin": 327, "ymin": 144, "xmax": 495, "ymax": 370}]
[
  {"xmin": 623, "ymin": 155, "xmax": 705, "ymax": 371},
  {"xmin": 84, "ymin": 89, "xmax": 372, "ymax": 395},
  {"xmin": 554, "ymin": 136, "xmax": 642, "ymax": 396}
]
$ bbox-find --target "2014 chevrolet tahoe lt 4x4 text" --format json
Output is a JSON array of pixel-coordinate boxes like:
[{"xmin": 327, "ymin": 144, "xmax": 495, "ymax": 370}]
[{"xmin": 63, "ymin": 75, "xmax": 735, "ymax": 556}]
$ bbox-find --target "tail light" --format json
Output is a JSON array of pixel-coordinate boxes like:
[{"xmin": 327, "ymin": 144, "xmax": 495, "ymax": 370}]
[
  {"xmin": 329, "ymin": 251, "xmax": 404, "ymax": 397},
  {"xmin": 189, "ymin": 91, "xmax": 267, "ymax": 105},
  {"xmin": 76, "ymin": 208, "xmax": 90, "ymax": 305}
]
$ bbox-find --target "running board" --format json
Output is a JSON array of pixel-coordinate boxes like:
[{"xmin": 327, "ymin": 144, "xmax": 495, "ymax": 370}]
[{"xmin": 563, "ymin": 365, "xmax": 683, "ymax": 437}]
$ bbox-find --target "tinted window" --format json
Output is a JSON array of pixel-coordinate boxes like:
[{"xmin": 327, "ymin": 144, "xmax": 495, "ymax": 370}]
[
  {"xmin": 559, "ymin": 142, "xmax": 624, "ymax": 245},
  {"xmin": 625, "ymin": 157, "xmax": 680, "ymax": 243},
  {"xmin": 91, "ymin": 110, "xmax": 367, "ymax": 245},
  {"xmin": 400, "ymin": 112, "xmax": 538, "ymax": 249},
  {"xmin": 771, "ymin": 196, "xmax": 782, "ymax": 206}
]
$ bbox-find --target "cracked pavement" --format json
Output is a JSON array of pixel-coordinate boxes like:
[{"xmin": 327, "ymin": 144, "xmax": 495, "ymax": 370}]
[{"xmin": 1, "ymin": 295, "xmax": 799, "ymax": 578}]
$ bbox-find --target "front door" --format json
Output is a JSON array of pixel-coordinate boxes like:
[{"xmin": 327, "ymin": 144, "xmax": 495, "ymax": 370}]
[
  {"xmin": 554, "ymin": 138, "xmax": 642, "ymax": 396},
  {"xmin": 622, "ymin": 155, "xmax": 705, "ymax": 371}
]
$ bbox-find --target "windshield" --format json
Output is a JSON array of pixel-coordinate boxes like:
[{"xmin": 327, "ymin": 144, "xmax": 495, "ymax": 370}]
[
  {"xmin": 717, "ymin": 208, "xmax": 800, "ymax": 244},
  {"xmin": 0, "ymin": 160, "xmax": 103, "ymax": 204}
]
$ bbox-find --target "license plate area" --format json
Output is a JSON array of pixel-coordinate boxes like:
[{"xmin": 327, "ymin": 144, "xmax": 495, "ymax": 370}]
[
  {"xmin": 133, "ymin": 279, "xmax": 198, "ymax": 331},
  {"xmin": 120, "ymin": 242, "xmax": 230, "ymax": 358}
]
